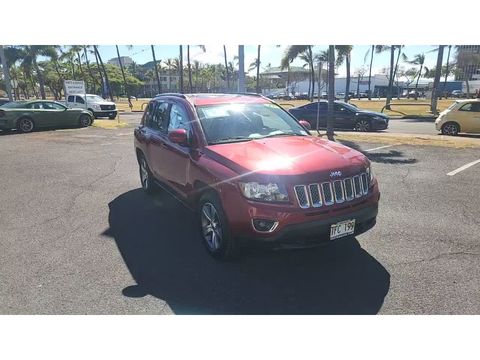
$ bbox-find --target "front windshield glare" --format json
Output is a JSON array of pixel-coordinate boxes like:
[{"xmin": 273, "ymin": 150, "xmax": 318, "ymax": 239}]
[
  {"xmin": 196, "ymin": 103, "xmax": 308, "ymax": 144},
  {"xmin": 86, "ymin": 95, "xmax": 105, "ymax": 102}
]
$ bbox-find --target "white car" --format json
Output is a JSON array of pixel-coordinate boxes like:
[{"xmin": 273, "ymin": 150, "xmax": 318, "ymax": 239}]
[{"xmin": 66, "ymin": 94, "xmax": 117, "ymax": 119}]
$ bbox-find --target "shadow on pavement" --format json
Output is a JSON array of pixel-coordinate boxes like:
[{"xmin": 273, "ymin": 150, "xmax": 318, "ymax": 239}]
[
  {"xmin": 103, "ymin": 188, "xmax": 390, "ymax": 315},
  {"xmin": 339, "ymin": 140, "xmax": 417, "ymax": 165}
]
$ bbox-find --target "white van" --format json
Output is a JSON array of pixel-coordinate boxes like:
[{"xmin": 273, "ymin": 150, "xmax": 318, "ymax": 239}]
[{"xmin": 66, "ymin": 94, "xmax": 117, "ymax": 119}]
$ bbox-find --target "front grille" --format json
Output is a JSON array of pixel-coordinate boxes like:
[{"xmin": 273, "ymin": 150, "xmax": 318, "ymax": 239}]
[
  {"xmin": 294, "ymin": 173, "xmax": 369, "ymax": 208},
  {"xmin": 100, "ymin": 105, "xmax": 115, "ymax": 110}
]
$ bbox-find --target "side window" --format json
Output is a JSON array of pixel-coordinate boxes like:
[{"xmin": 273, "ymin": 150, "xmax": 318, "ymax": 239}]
[
  {"xmin": 168, "ymin": 104, "xmax": 190, "ymax": 132},
  {"xmin": 472, "ymin": 103, "xmax": 480, "ymax": 112},
  {"xmin": 144, "ymin": 101, "xmax": 155, "ymax": 127},
  {"xmin": 76, "ymin": 96, "xmax": 85, "ymax": 105},
  {"xmin": 50, "ymin": 103, "xmax": 66, "ymax": 110},
  {"xmin": 67, "ymin": 95, "xmax": 75, "ymax": 102},
  {"xmin": 151, "ymin": 102, "xmax": 170, "ymax": 132}
]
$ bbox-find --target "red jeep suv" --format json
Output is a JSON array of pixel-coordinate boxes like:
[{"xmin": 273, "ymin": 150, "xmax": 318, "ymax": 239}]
[{"xmin": 134, "ymin": 93, "xmax": 380, "ymax": 259}]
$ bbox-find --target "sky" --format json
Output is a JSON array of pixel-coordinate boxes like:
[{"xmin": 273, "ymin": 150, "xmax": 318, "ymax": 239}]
[{"xmin": 92, "ymin": 45, "xmax": 442, "ymax": 77}]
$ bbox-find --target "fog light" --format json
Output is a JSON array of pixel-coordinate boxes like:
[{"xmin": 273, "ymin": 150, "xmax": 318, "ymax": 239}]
[{"xmin": 252, "ymin": 219, "xmax": 278, "ymax": 232}]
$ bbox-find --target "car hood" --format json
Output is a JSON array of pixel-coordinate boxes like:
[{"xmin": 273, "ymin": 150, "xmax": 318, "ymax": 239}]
[
  {"xmin": 204, "ymin": 136, "xmax": 368, "ymax": 180},
  {"xmin": 356, "ymin": 109, "xmax": 389, "ymax": 119}
]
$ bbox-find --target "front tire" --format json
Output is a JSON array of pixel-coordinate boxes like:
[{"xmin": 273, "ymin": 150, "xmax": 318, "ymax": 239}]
[
  {"xmin": 79, "ymin": 114, "xmax": 92, "ymax": 127},
  {"xmin": 199, "ymin": 192, "xmax": 240, "ymax": 260},
  {"xmin": 109, "ymin": 115, "xmax": 116, "ymax": 120},
  {"xmin": 355, "ymin": 119, "xmax": 371, "ymax": 132},
  {"xmin": 441, "ymin": 122, "xmax": 460, "ymax": 136},
  {"xmin": 17, "ymin": 117, "xmax": 35, "ymax": 133}
]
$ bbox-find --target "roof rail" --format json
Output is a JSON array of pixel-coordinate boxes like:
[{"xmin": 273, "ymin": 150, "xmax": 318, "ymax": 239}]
[{"xmin": 154, "ymin": 93, "xmax": 186, "ymax": 99}]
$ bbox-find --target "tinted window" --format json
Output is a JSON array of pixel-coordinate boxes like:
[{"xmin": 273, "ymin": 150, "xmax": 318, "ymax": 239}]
[
  {"xmin": 459, "ymin": 102, "xmax": 480, "ymax": 112},
  {"xmin": 43, "ymin": 102, "xmax": 65, "ymax": 110},
  {"xmin": 26, "ymin": 102, "xmax": 43, "ymax": 109},
  {"xmin": 168, "ymin": 104, "xmax": 190, "ymax": 131},
  {"xmin": 150, "ymin": 102, "xmax": 170, "ymax": 132},
  {"xmin": 67, "ymin": 95, "xmax": 75, "ymax": 102},
  {"xmin": 76, "ymin": 96, "xmax": 85, "ymax": 104}
]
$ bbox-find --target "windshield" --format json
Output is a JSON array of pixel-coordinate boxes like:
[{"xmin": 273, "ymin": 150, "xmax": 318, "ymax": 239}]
[
  {"xmin": 196, "ymin": 102, "xmax": 308, "ymax": 145},
  {"xmin": 0, "ymin": 101, "xmax": 28, "ymax": 108},
  {"xmin": 86, "ymin": 95, "xmax": 105, "ymax": 102},
  {"xmin": 338, "ymin": 102, "xmax": 359, "ymax": 112}
]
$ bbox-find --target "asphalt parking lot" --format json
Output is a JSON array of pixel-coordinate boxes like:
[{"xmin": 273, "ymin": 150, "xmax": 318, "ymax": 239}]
[{"xmin": 0, "ymin": 124, "xmax": 479, "ymax": 314}]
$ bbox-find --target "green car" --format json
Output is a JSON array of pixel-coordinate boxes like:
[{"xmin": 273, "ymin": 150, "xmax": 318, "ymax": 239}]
[{"xmin": 0, "ymin": 100, "xmax": 93, "ymax": 133}]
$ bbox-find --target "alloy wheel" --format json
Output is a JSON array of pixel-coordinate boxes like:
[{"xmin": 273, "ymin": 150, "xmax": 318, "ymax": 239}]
[
  {"xmin": 355, "ymin": 120, "xmax": 370, "ymax": 132},
  {"xmin": 19, "ymin": 118, "xmax": 34, "ymax": 133},
  {"xmin": 201, "ymin": 202, "xmax": 223, "ymax": 251},
  {"xmin": 140, "ymin": 158, "xmax": 149, "ymax": 189},
  {"xmin": 442, "ymin": 123, "xmax": 458, "ymax": 136}
]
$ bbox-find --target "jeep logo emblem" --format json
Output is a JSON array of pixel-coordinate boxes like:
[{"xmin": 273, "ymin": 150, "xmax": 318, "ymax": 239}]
[{"xmin": 330, "ymin": 171, "xmax": 342, "ymax": 177}]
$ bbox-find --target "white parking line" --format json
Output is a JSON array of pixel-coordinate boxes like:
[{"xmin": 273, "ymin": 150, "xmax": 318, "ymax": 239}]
[
  {"xmin": 364, "ymin": 145, "xmax": 393, "ymax": 152},
  {"xmin": 447, "ymin": 159, "xmax": 480, "ymax": 176}
]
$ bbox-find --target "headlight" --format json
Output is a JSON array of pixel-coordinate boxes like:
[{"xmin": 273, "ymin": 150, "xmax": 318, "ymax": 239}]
[
  {"xmin": 238, "ymin": 182, "xmax": 289, "ymax": 202},
  {"xmin": 93, "ymin": 104, "xmax": 101, "ymax": 110},
  {"xmin": 366, "ymin": 165, "xmax": 375, "ymax": 184}
]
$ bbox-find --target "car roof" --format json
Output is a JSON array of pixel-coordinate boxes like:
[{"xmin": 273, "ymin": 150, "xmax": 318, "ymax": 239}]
[
  {"xmin": 455, "ymin": 99, "xmax": 480, "ymax": 103},
  {"xmin": 154, "ymin": 93, "xmax": 271, "ymax": 106}
]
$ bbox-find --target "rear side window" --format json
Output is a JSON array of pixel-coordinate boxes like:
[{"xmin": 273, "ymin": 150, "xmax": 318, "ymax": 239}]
[{"xmin": 67, "ymin": 95, "xmax": 75, "ymax": 102}]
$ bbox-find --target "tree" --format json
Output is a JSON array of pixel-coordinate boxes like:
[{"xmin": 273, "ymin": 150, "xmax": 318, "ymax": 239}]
[
  {"xmin": 238, "ymin": 45, "xmax": 246, "ymax": 92},
  {"xmin": 327, "ymin": 45, "xmax": 335, "ymax": 140},
  {"xmin": 364, "ymin": 45, "xmax": 375, "ymax": 99},
  {"xmin": 405, "ymin": 53, "xmax": 427, "ymax": 98},
  {"xmin": 354, "ymin": 66, "xmax": 367, "ymax": 100},
  {"xmin": 179, "ymin": 45, "xmax": 184, "ymax": 93},
  {"xmin": 431, "ymin": 45, "xmax": 445, "ymax": 114},
  {"xmin": 0, "ymin": 45, "xmax": 13, "ymax": 100},
  {"xmin": 151, "ymin": 45, "xmax": 162, "ymax": 94},
  {"xmin": 21, "ymin": 46, "xmax": 57, "ymax": 99},
  {"xmin": 94, "ymin": 46, "xmax": 114, "ymax": 101},
  {"xmin": 223, "ymin": 45, "xmax": 230, "ymax": 92},
  {"xmin": 115, "ymin": 45, "xmax": 131, "ymax": 106},
  {"xmin": 256, "ymin": 45, "xmax": 261, "ymax": 93},
  {"xmin": 187, "ymin": 45, "xmax": 206, "ymax": 92},
  {"xmin": 336, "ymin": 45, "xmax": 353, "ymax": 102},
  {"xmin": 442, "ymin": 45, "xmax": 452, "ymax": 96},
  {"xmin": 281, "ymin": 45, "xmax": 315, "ymax": 101}
]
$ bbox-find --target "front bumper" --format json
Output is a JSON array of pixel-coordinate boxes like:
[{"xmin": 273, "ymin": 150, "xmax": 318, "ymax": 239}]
[
  {"xmin": 222, "ymin": 182, "xmax": 380, "ymax": 245},
  {"xmin": 93, "ymin": 110, "xmax": 117, "ymax": 118},
  {"xmin": 372, "ymin": 119, "xmax": 389, "ymax": 130}
]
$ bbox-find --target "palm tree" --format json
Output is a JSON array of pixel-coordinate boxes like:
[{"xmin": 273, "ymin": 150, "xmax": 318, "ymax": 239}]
[
  {"xmin": 442, "ymin": 45, "xmax": 452, "ymax": 96},
  {"xmin": 179, "ymin": 45, "xmax": 184, "ymax": 93},
  {"xmin": 21, "ymin": 46, "xmax": 56, "ymax": 99},
  {"xmin": 431, "ymin": 45, "xmax": 445, "ymax": 115},
  {"xmin": 375, "ymin": 45, "xmax": 396, "ymax": 108},
  {"xmin": 281, "ymin": 45, "xmax": 315, "ymax": 100},
  {"xmin": 405, "ymin": 53, "xmax": 427, "ymax": 97},
  {"xmin": 336, "ymin": 45, "xmax": 353, "ymax": 102},
  {"xmin": 223, "ymin": 45, "xmax": 230, "ymax": 92},
  {"xmin": 364, "ymin": 45, "xmax": 375, "ymax": 99},
  {"xmin": 238, "ymin": 45, "xmax": 246, "ymax": 92},
  {"xmin": 327, "ymin": 45, "xmax": 335, "ymax": 140},
  {"xmin": 187, "ymin": 45, "xmax": 206, "ymax": 92},
  {"xmin": 150, "ymin": 45, "xmax": 162, "ymax": 94},
  {"xmin": 0, "ymin": 45, "xmax": 13, "ymax": 100},
  {"xmin": 256, "ymin": 45, "xmax": 261, "ymax": 93},
  {"xmin": 83, "ymin": 46, "xmax": 101, "ymax": 93},
  {"xmin": 94, "ymin": 46, "xmax": 113, "ymax": 101},
  {"xmin": 115, "ymin": 45, "xmax": 131, "ymax": 104}
]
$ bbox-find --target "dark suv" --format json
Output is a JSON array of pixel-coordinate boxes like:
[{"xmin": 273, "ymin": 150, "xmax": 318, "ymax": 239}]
[{"xmin": 134, "ymin": 93, "xmax": 380, "ymax": 259}]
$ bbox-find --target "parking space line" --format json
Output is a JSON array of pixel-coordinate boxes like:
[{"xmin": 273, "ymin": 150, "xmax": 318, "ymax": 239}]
[
  {"xmin": 447, "ymin": 159, "xmax": 480, "ymax": 176},
  {"xmin": 364, "ymin": 145, "xmax": 393, "ymax": 152}
]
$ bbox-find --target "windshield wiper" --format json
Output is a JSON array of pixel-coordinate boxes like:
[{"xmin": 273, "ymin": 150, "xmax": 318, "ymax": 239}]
[
  {"xmin": 261, "ymin": 132, "xmax": 305, "ymax": 139},
  {"xmin": 208, "ymin": 137, "xmax": 253, "ymax": 145}
]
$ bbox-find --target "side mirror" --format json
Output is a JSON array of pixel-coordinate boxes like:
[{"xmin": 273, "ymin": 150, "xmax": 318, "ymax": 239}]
[
  {"xmin": 168, "ymin": 128, "xmax": 189, "ymax": 146},
  {"xmin": 299, "ymin": 120, "xmax": 312, "ymax": 130}
]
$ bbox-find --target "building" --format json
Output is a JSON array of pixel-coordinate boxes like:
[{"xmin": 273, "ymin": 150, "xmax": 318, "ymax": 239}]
[
  {"xmin": 454, "ymin": 45, "xmax": 480, "ymax": 81},
  {"xmin": 107, "ymin": 56, "xmax": 134, "ymax": 67},
  {"xmin": 139, "ymin": 72, "xmax": 180, "ymax": 97}
]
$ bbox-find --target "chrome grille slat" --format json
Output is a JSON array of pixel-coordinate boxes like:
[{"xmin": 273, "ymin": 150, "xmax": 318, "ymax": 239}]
[
  {"xmin": 308, "ymin": 184, "xmax": 322, "ymax": 207},
  {"xmin": 294, "ymin": 185, "xmax": 310, "ymax": 209},
  {"xmin": 293, "ymin": 172, "xmax": 370, "ymax": 209},
  {"xmin": 321, "ymin": 182, "xmax": 334, "ymax": 206}
]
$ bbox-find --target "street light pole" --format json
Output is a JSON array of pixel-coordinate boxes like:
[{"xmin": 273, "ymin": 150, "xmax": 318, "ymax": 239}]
[{"xmin": 0, "ymin": 45, "xmax": 13, "ymax": 101}]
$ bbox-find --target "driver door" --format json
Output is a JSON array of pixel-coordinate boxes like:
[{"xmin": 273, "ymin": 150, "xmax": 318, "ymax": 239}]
[{"xmin": 334, "ymin": 103, "xmax": 355, "ymax": 129}]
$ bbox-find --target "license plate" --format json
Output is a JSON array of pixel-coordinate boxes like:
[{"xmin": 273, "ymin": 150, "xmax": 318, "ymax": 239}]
[{"xmin": 330, "ymin": 219, "xmax": 355, "ymax": 240}]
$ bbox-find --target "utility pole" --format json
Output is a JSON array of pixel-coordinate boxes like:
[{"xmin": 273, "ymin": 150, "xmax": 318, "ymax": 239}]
[
  {"xmin": 238, "ymin": 45, "xmax": 245, "ymax": 93},
  {"xmin": 0, "ymin": 45, "xmax": 13, "ymax": 101},
  {"xmin": 327, "ymin": 45, "xmax": 335, "ymax": 140},
  {"xmin": 179, "ymin": 45, "xmax": 184, "ymax": 93}
]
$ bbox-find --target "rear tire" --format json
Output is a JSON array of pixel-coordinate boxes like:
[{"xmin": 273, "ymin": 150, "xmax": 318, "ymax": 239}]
[
  {"xmin": 138, "ymin": 153, "xmax": 157, "ymax": 194},
  {"xmin": 16, "ymin": 117, "xmax": 35, "ymax": 133},
  {"xmin": 441, "ymin": 122, "xmax": 459, "ymax": 136},
  {"xmin": 199, "ymin": 192, "xmax": 240, "ymax": 260}
]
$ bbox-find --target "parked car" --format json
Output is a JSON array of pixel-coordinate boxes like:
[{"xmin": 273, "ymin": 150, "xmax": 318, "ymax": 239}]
[
  {"xmin": 65, "ymin": 94, "xmax": 117, "ymax": 119},
  {"xmin": 0, "ymin": 98, "xmax": 11, "ymax": 106},
  {"xmin": 134, "ymin": 93, "xmax": 380, "ymax": 259},
  {"xmin": 451, "ymin": 90, "xmax": 465, "ymax": 98},
  {"xmin": 435, "ymin": 99, "xmax": 480, "ymax": 135},
  {"xmin": 288, "ymin": 100, "xmax": 389, "ymax": 132},
  {"xmin": 0, "ymin": 100, "xmax": 93, "ymax": 133}
]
